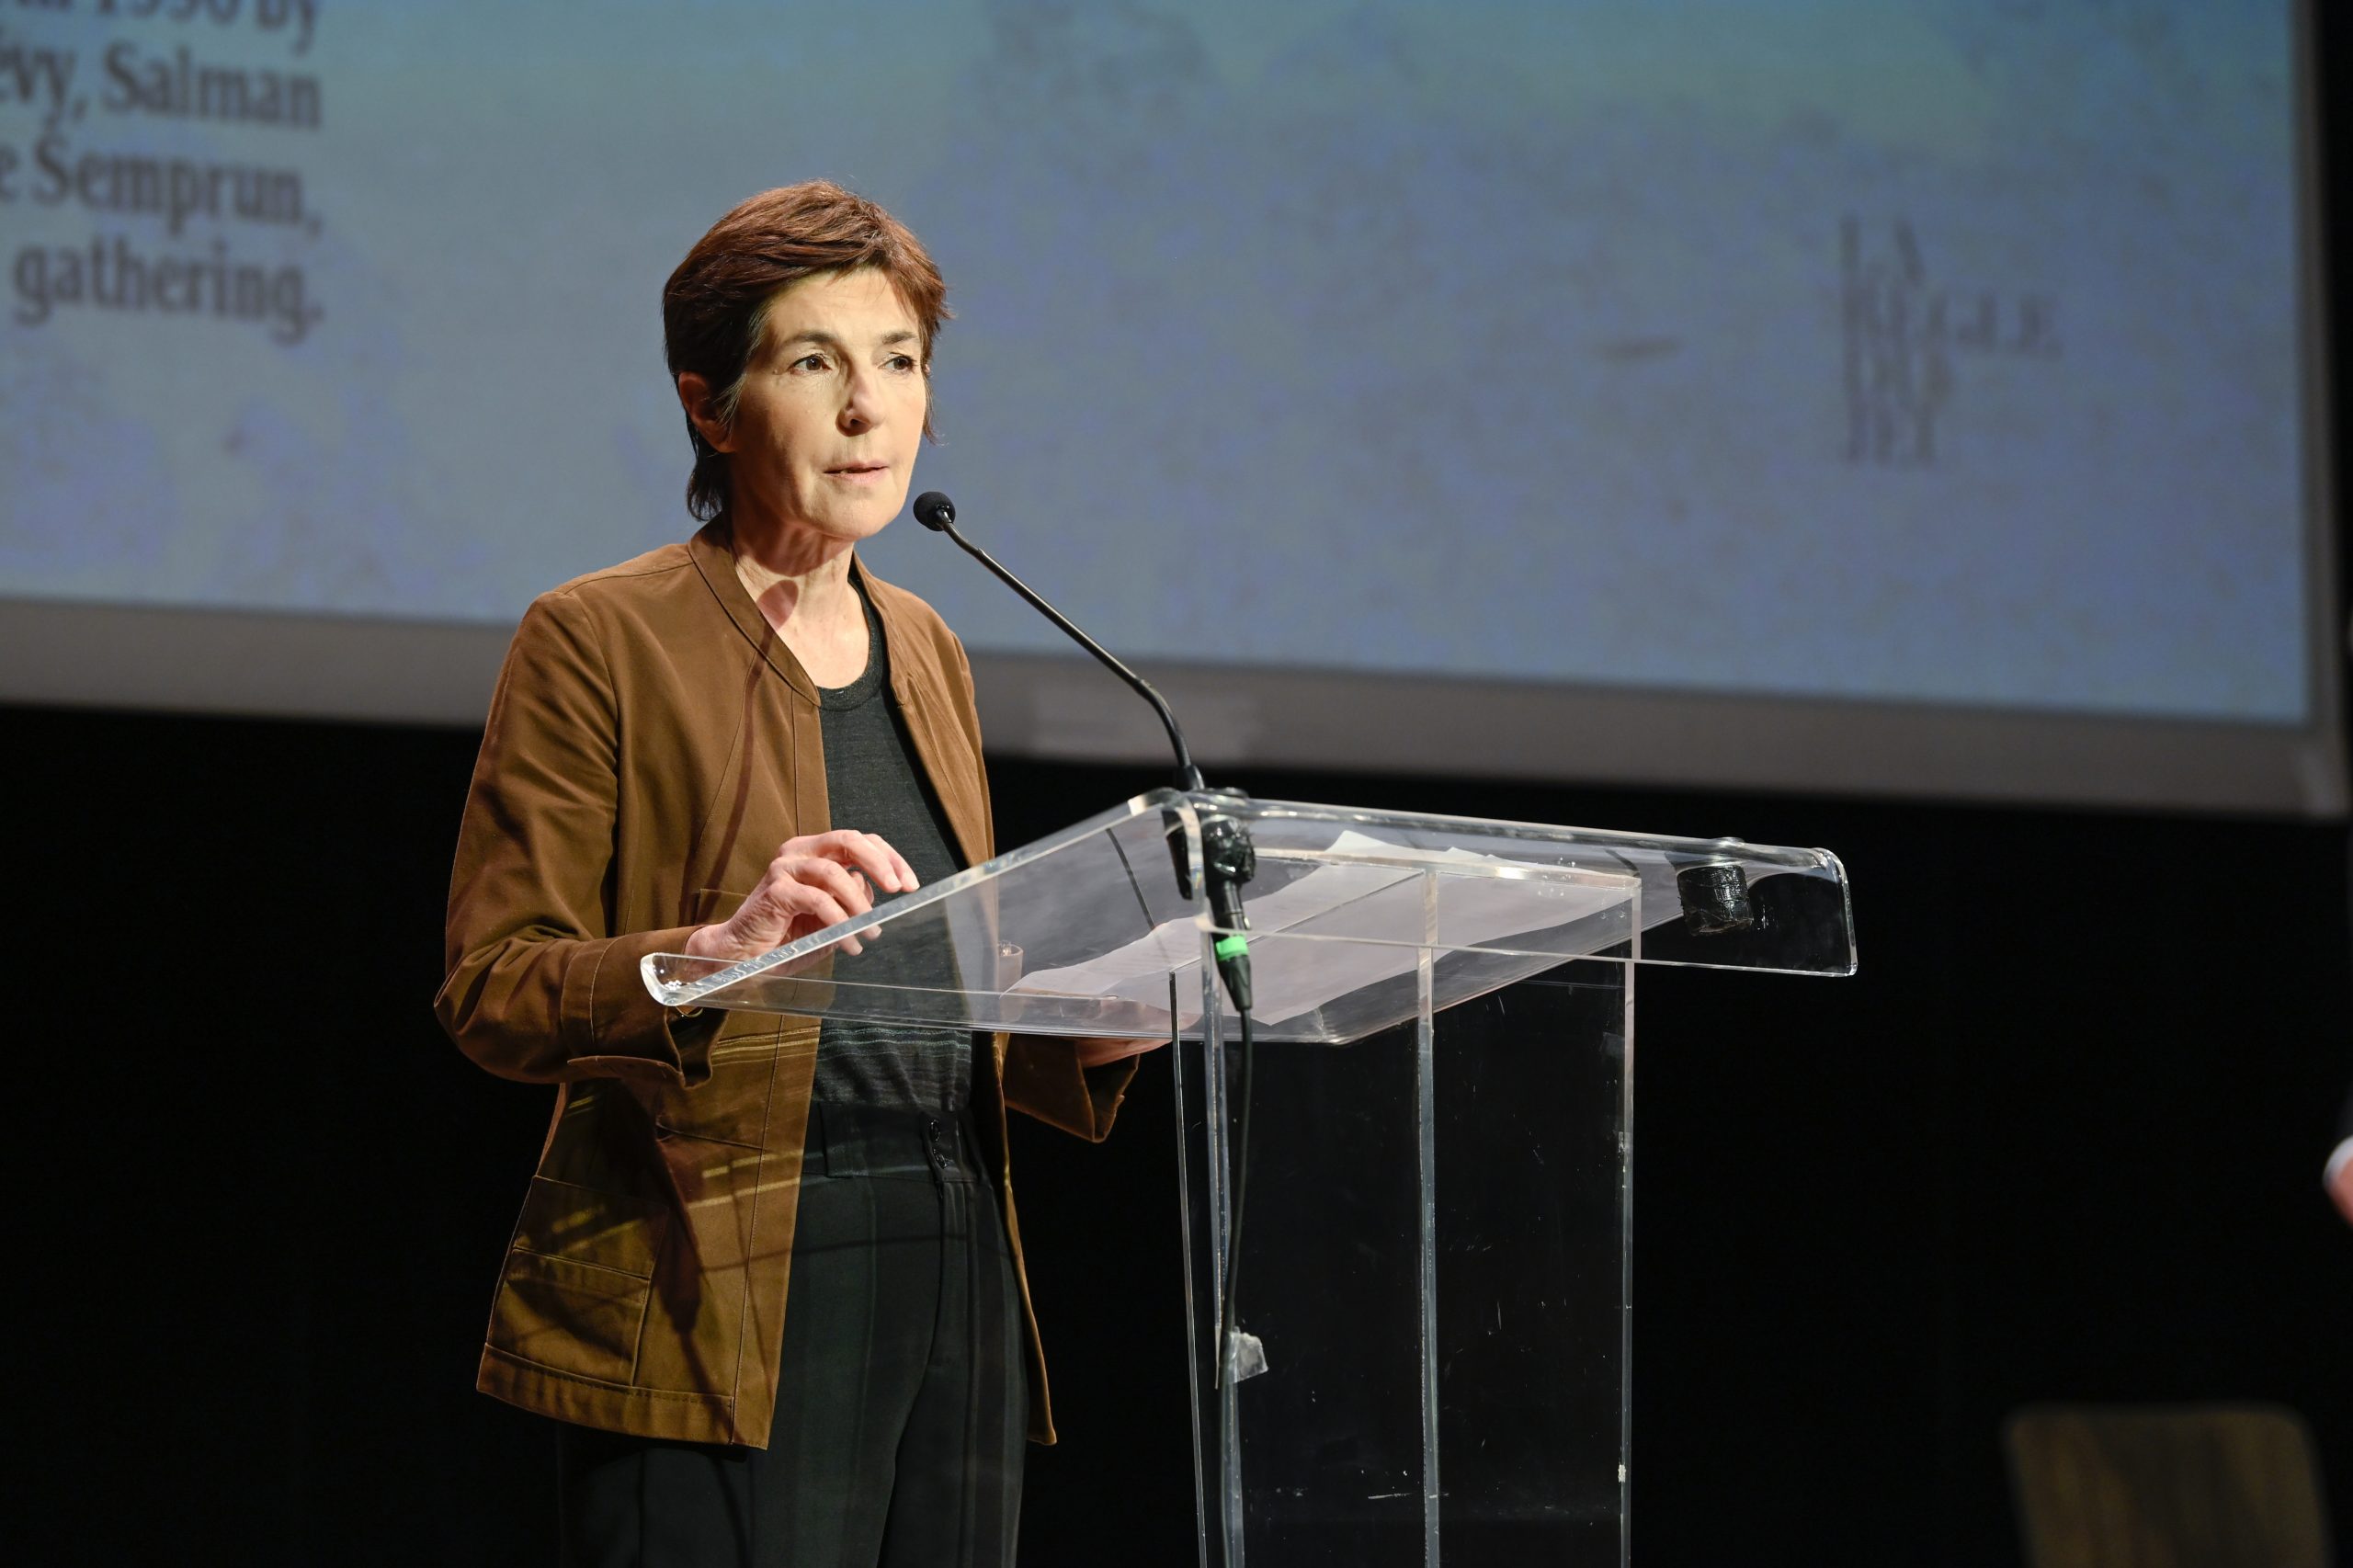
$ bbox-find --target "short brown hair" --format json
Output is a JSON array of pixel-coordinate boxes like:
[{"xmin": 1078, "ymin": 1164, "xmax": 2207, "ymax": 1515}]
[{"xmin": 663, "ymin": 181, "xmax": 949, "ymax": 522}]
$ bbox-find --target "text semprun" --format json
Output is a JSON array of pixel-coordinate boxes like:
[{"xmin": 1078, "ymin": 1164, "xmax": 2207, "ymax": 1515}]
[{"xmin": 1, "ymin": 0, "xmax": 327, "ymax": 343}]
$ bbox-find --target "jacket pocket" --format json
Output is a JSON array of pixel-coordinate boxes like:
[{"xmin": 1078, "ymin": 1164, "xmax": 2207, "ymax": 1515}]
[
  {"xmin": 489, "ymin": 1176, "xmax": 667, "ymax": 1385},
  {"xmin": 644, "ymin": 1013, "xmax": 811, "ymax": 1148},
  {"xmin": 687, "ymin": 886, "xmax": 743, "ymax": 928}
]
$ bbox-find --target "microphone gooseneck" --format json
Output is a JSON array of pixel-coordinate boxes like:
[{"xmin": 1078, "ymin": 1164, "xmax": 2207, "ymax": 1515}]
[
  {"xmin": 911, "ymin": 490, "xmax": 1200, "ymax": 792},
  {"xmin": 911, "ymin": 488, "xmax": 1253, "ymax": 1009}
]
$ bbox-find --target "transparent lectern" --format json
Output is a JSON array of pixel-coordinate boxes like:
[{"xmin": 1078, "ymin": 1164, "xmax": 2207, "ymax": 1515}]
[{"xmin": 643, "ymin": 790, "xmax": 1855, "ymax": 1567}]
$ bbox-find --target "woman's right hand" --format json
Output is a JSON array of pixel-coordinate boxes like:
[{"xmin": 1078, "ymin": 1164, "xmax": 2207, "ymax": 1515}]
[{"xmin": 683, "ymin": 831, "xmax": 919, "ymax": 962}]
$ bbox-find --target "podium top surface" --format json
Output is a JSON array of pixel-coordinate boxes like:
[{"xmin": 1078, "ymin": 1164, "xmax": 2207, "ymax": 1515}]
[{"xmin": 642, "ymin": 790, "xmax": 1854, "ymax": 1044}]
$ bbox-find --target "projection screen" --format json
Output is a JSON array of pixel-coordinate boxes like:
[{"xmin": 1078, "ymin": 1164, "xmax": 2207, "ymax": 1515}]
[{"xmin": 1, "ymin": 0, "xmax": 2341, "ymax": 814}]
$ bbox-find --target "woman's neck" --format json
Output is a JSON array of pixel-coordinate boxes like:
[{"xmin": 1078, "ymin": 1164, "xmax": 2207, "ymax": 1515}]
[{"xmin": 728, "ymin": 511, "xmax": 858, "ymax": 636}]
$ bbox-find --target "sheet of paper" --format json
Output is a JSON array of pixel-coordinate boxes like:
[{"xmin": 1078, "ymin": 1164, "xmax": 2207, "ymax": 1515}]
[{"xmin": 1010, "ymin": 829, "xmax": 1637, "ymax": 1027}]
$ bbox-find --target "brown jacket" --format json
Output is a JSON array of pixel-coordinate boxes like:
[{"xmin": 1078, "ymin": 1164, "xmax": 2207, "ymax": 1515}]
[{"xmin": 433, "ymin": 524, "xmax": 1132, "ymax": 1449}]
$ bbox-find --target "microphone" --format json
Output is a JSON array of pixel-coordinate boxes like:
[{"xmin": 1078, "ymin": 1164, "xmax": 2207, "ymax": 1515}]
[
  {"xmin": 912, "ymin": 490, "xmax": 1253, "ymax": 1011},
  {"xmin": 914, "ymin": 490, "xmax": 1200, "ymax": 791}
]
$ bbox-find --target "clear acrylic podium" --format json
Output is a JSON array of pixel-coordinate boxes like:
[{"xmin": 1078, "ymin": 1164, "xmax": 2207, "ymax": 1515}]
[{"xmin": 643, "ymin": 790, "xmax": 1856, "ymax": 1567}]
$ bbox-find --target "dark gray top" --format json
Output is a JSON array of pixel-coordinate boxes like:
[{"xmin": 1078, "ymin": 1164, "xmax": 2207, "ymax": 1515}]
[{"xmin": 811, "ymin": 578, "xmax": 972, "ymax": 1114}]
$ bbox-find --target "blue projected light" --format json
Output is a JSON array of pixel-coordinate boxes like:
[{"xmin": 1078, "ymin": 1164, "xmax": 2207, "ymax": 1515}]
[{"xmin": 0, "ymin": 0, "xmax": 2311, "ymax": 725}]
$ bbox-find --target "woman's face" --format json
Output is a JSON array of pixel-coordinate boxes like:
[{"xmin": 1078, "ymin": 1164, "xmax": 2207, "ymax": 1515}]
[{"xmin": 712, "ymin": 267, "xmax": 927, "ymax": 546}]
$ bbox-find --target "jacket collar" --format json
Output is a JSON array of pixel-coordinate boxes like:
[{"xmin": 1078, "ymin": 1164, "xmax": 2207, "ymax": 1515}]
[{"xmin": 689, "ymin": 521, "xmax": 817, "ymax": 702}]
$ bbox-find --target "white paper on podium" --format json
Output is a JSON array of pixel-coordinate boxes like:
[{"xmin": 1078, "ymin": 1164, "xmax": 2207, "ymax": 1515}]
[{"xmin": 1009, "ymin": 829, "xmax": 1632, "ymax": 1027}]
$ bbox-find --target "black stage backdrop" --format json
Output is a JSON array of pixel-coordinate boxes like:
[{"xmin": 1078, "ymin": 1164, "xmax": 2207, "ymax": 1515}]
[{"xmin": 11, "ymin": 710, "xmax": 2350, "ymax": 1567}]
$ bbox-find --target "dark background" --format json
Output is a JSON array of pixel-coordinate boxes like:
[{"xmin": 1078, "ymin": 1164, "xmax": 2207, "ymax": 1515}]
[{"xmin": 17, "ymin": 13, "xmax": 2353, "ymax": 1566}]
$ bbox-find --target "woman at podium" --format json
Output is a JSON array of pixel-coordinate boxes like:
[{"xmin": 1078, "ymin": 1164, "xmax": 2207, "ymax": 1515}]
[{"xmin": 433, "ymin": 181, "xmax": 1141, "ymax": 1567}]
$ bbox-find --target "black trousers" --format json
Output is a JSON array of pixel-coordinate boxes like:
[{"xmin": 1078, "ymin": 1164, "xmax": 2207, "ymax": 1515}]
[{"xmin": 556, "ymin": 1104, "xmax": 1029, "ymax": 1568}]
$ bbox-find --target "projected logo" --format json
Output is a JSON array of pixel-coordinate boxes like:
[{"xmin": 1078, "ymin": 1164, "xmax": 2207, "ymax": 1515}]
[{"xmin": 1840, "ymin": 216, "xmax": 2059, "ymax": 466}]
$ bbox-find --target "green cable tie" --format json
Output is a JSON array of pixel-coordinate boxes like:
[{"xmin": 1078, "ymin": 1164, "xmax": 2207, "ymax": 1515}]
[{"xmin": 1213, "ymin": 933, "xmax": 1249, "ymax": 961}]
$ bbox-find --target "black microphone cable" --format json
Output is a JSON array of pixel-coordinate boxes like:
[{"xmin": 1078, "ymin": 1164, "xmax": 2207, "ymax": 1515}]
[
  {"xmin": 1216, "ymin": 1003, "xmax": 1257, "ymax": 1390},
  {"xmin": 1198, "ymin": 804, "xmax": 1258, "ymax": 1390}
]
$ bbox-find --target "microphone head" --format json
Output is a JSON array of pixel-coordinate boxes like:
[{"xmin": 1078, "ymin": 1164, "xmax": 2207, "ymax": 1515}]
[{"xmin": 913, "ymin": 491, "xmax": 956, "ymax": 531}]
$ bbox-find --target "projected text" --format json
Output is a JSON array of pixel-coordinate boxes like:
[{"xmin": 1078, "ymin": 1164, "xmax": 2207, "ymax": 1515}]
[{"xmin": 0, "ymin": 0, "xmax": 324, "ymax": 343}]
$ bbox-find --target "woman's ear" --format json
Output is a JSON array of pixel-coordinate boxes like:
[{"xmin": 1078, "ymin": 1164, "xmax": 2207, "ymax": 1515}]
[{"xmin": 676, "ymin": 371, "xmax": 733, "ymax": 452}]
